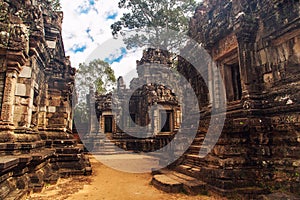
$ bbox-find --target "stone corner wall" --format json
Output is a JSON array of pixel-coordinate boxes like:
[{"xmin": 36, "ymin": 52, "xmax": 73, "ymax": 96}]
[
  {"xmin": 176, "ymin": 0, "xmax": 300, "ymax": 197},
  {"xmin": 0, "ymin": 1, "xmax": 91, "ymax": 199}
]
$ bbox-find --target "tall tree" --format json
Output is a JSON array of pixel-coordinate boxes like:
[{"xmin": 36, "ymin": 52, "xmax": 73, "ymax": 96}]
[
  {"xmin": 74, "ymin": 59, "xmax": 116, "ymax": 123},
  {"xmin": 76, "ymin": 59, "xmax": 116, "ymax": 96},
  {"xmin": 111, "ymin": 0, "xmax": 197, "ymax": 50},
  {"xmin": 48, "ymin": 0, "xmax": 62, "ymax": 11}
]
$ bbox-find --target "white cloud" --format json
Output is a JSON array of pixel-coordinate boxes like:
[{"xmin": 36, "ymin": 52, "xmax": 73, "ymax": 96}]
[
  {"xmin": 61, "ymin": 0, "xmax": 125, "ymax": 68},
  {"xmin": 61, "ymin": 0, "xmax": 203, "ymax": 85}
]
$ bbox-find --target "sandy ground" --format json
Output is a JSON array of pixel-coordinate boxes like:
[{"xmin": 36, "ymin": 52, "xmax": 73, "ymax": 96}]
[{"xmin": 29, "ymin": 155, "xmax": 216, "ymax": 200}]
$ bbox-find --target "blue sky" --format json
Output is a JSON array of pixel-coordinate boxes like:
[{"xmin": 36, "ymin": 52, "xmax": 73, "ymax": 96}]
[
  {"xmin": 61, "ymin": 0, "xmax": 142, "ymax": 81},
  {"xmin": 104, "ymin": 48, "xmax": 127, "ymax": 64},
  {"xmin": 61, "ymin": 0, "xmax": 202, "ymax": 83},
  {"xmin": 106, "ymin": 12, "xmax": 118, "ymax": 20}
]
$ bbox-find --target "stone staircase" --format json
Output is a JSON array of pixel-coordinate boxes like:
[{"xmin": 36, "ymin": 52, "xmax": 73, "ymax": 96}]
[
  {"xmin": 151, "ymin": 131, "xmax": 208, "ymax": 195},
  {"xmin": 0, "ymin": 148, "xmax": 57, "ymax": 199},
  {"xmin": 152, "ymin": 169, "xmax": 207, "ymax": 195},
  {"xmin": 0, "ymin": 136, "xmax": 92, "ymax": 199},
  {"xmin": 45, "ymin": 139, "xmax": 92, "ymax": 177},
  {"xmin": 83, "ymin": 134, "xmax": 132, "ymax": 155},
  {"xmin": 151, "ymin": 128, "xmax": 270, "ymax": 198},
  {"xmin": 174, "ymin": 133, "xmax": 207, "ymax": 178}
]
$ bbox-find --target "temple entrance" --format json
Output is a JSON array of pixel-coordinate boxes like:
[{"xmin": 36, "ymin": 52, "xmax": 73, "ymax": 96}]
[
  {"xmin": 160, "ymin": 111, "xmax": 172, "ymax": 132},
  {"xmin": 223, "ymin": 58, "xmax": 242, "ymax": 102},
  {"xmin": 104, "ymin": 116, "xmax": 113, "ymax": 133}
]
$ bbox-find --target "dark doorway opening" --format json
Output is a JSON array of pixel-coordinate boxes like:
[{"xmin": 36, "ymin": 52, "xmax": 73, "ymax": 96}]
[
  {"xmin": 160, "ymin": 111, "xmax": 172, "ymax": 132},
  {"xmin": 224, "ymin": 62, "xmax": 242, "ymax": 102},
  {"xmin": 104, "ymin": 116, "xmax": 113, "ymax": 133}
]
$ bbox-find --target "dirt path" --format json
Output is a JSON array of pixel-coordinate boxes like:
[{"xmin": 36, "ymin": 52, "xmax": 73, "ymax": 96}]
[{"xmin": 29, "ymin": 156, "xmax": 216, "ymax": 200}]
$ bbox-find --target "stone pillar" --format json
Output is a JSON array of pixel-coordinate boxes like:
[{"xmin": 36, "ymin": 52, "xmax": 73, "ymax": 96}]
[
  {"xmin": 234, "ymin": 17, "xmax": 259, "ymax": 98},
  {"xmin": 0, "ymin": 60, "xmax": 23, "ymax": 142},
  {"xmin": 88, "ymin": 89, "xmax": 98, "ymax": 135},
  {"xmin": 98, "ymin": 115, "xmax": 103, "ymax": 133},
  {"xmin": 208, "ymin": 61, "xmax": 214, "ymax": 106},
  {"xmin": 237, "ymin": 41, "xmax": 257, "ymax": 95},
  {"xmin": 0, "ymin": 71, "xmax": 17, "ymax": 122},
  {"xmin": 153, "ymin": 107, "xmax": 159, "ymax": 135}
]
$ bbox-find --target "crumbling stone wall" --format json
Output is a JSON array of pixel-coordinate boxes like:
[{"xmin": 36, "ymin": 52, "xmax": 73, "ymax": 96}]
[
  {"xmin": 176, "ymin": 0, "xmax": 300, "ymax": 197},
  {"xmin": 85, "ymin": 48, "xmax": 182, "ymax": 153},
  {"xmin": 0, "ymin": 0, "xmax": 90, "ymax": 199}
]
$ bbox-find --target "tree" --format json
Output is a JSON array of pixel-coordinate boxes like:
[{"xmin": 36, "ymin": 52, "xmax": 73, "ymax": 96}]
[
  {"xmin": 48, "ymin": 0, "xmax": 62, "ymax": 11},
  {"xmin": 111, "ymin": 0, "xmax": 197, "ymax": 50},
  {"xmin": 76, "ymin": 59, "xmax": 116, "ymax": 95},
  {"xmin": 74, "ymin": 59, "xmax": 116, "ymax": 123}
]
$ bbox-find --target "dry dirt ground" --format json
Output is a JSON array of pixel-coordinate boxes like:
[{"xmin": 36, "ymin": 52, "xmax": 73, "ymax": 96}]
[{"xmin": 29, "ymin": 155, "xmax": 218, "ymax": 200}]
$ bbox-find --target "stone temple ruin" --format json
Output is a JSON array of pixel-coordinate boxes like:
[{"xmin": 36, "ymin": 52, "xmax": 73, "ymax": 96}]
[
  {"xmin": 85, "ymin": 0, "xmax": 300, "ymax": 198},
  {"xmin": 84, "ymin": 48, "xmax": 183, "ymax": 154},
  {"xmin": 0, "ymin": 0, "xmax": 299, "ymax": 199},
  {"xmin": 0, "ymin": 0, "xmax": 90, "ymax": 199},
  {"xmin": 152, "ymin": 0, "xmax": 300, "ymax": 198}
]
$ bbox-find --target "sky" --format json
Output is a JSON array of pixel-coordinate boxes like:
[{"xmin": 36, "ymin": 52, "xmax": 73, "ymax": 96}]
[
  {"xmin": 60, "ymin": 0, "xmax": 141, "ymax": 85},
  {"xmin": 60, "ymin": 0, "xmax": 201, "ymax": 85}
]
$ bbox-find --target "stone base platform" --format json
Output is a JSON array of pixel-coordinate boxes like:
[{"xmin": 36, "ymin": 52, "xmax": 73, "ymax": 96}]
[
  {"xmin": 0, "ymin": 138, "xmax": 92, "ymax": 199},
  {"xmin": 0, "ymin": 149, "xmax": 57, "ymax": 199},
  {"xmin": 151, "ymin": 169, "xmax": 207, "ymax": 195}
]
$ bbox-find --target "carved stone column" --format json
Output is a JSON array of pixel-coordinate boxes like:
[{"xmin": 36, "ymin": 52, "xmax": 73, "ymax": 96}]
[
  {"xmin": 0, "ymin": 52, "xmax": 26, "ymax": 142},
  {"xmin": 153, "ymin": 107, "xmax": 159, "ymax": 135},
  {"xmin": 234, "ymin": 17, "xmax": 260, "ymax": 97},
  {"xmin": 87, "ymin": 87, "xmax": 99, "ymax": 135}
]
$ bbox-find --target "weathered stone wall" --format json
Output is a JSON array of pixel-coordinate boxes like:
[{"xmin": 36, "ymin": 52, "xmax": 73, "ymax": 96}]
[
  {"xmin": 176, "ymin": 0, "xmax": 300, "ymax": 198},
  {"xmin": 85, "ymin": 48, "xmax": 182, "ymax": 153},
  {"xmin": 0, "ymin": 0, "xmax": 91, "ymax": 199}
]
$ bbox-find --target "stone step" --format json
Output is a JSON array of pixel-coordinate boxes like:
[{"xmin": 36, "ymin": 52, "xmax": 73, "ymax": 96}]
[
  {"xmin": 4, "ymin": 189, "xmax": 29, "ymax": 200},
  {"xmin": 31, "ymin": 149, "xmax": 55, "ymax": 161},
  {"xmin": 182, "ymin": 158, "xmax": 203, "ymax": 167},
  {"xmin": 91, "ymin": 149, "xmax": 133, "ymax": 155},
  {"xmin": 185, "ymin": 153, "xmax": 202, "ymax": 160},
  {"xmin": 0, "ymin": 157, "xmax": 19, "ymax": 171},
  {"xmin": 55, "ymin": 146, "xmax": 83, "ymax": 154},
  {"xmin": 58, "ymin": 167, "xmax": 92, "ymax": 177},
  {"xmin": 151, "ymin": 174, "xmax": 183, "ymax": 193},
  {"xmin": 152, "ymin": 169, "xmax": 207, "ymax": 195},
  {"xmin": 188, "ymin": 145, "xmax": 209, "ymax": 152},
  {"xmin": 175, "ymin": 164, "xmax": 201, "ymax": 178},
  {"xmin": 47, "ymin": 139, "xmax": 77, "ymax": 147},
  {"xmin": 0, "ymin": 149, "xmax": 55, "ymax": 172},
  {"xmin": 92, "ymin": 151, "xmax": 131, "ymax": 155}
]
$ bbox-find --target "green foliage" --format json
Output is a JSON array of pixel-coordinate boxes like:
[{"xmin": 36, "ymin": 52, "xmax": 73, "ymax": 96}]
[
  {"xmin": 48, "ymin": 0, "xmax": 62, "ymax": 11},
  {"xmin": 76, "ymin": 59, "xmax": 116, "ymax": 95},
  {"xmin": 74, "ymin": 59, "xmax": 116, "ymax": 123},
  {"xmin": 111, "ymin": 0, "xmax": 197, "ymax": 50}
]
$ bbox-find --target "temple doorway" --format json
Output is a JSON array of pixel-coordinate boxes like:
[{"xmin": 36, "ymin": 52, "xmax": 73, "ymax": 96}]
[
  {"xmin": 104, "ymin": 116, "xmax": 113, "ymax": 133},
  {"xmin": 160, "ymin": 111, "xmax": 172, "ymax": 132}
]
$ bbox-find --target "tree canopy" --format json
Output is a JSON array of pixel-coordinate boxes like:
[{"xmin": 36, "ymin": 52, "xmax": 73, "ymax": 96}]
[
  {"xmin": 76, "ymin": 59, "xmax": 116, "ymax": 96},
  {"xmin": 74, "ymin": 59, "xmax": 116, "ymax": 123},
  {"xmin": 111, "ymin": 0, "xmax": 197, "ymax": 50},
  {"xmin": 48, "ymin": 0, "xmax": 62, "ymax": 11}
]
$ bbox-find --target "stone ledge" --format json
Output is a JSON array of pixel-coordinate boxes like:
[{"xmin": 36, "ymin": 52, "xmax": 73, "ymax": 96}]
[
  {"xmin": 151, "ymin": 174, "xmax": 183, "ymax": 193},
  {"xmin": 0, "ymin": 157, "xmax": 19, "ymax": 171},
  {"xmin": 152, "ymin": 168, "xmax": 208, "ymax": 195}
]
